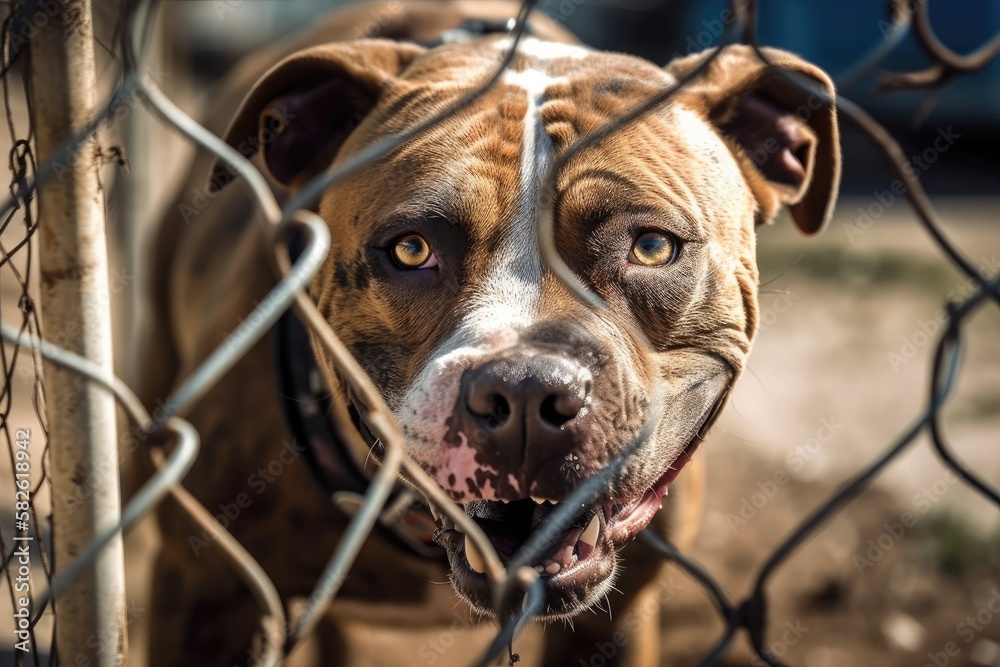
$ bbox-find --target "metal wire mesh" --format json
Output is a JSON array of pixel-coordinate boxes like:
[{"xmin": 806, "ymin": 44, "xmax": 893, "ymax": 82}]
[
  {"xmin": 0, "ymin": 3, "xmax": 53, "ymax": 662},
  {"xmin": 0, "ymin": 0, "xmax": 996, "ymax": 665}
]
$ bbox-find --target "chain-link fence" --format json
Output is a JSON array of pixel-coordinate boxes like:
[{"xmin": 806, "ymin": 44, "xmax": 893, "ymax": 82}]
[{"xmin": 0, "ymin": 0, "xmax": 998, "ymax": 665}]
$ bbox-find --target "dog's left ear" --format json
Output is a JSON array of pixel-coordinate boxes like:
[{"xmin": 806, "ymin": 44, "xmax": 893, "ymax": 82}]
[
  {"xmin": 208, "ymin": 40, "xmax": 426, "ymax": 193},
  {"xmin": 667, "ymin": 45, "xmax": 841, "ymax": 235}
]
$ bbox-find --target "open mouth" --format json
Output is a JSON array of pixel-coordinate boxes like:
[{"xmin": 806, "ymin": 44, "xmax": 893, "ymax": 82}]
[
  {"xmin": 347, "ymin": 388, "xmax": 726, "ymax": 619},
  {"xmin": 429, "ymin": 442, "xmax": 698, "ymax": 619}
]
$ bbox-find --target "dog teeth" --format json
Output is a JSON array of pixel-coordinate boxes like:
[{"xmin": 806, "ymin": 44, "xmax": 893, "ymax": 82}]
[
  {"xmin": 464, "ymin": 534, "xmax": 486, "ymax": 574},
  {"xmin": 533, "ymin": 560, "xmax": 564, "ymax": 576},
  {"xmin": 530, "ymin": 495, "xmax": 546, "ymax": 504},
  {"xmin": 580, "ymin": 514, "xmax": 600, "ymax": 548}
]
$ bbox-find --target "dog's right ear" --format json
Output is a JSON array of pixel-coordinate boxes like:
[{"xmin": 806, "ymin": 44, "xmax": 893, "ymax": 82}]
[{"xmin": 207, "ymin": 40, "xmax": 425, "ymax": 193}]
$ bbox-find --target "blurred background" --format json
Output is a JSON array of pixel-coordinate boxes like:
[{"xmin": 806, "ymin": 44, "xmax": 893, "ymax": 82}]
[
  {"xmin": 172, "ymin": 0, "xmax": 1000, "ymax": 193},
  {"xmin": 0, "ymin": 1, "xmax": 997, "ymax": 665}
]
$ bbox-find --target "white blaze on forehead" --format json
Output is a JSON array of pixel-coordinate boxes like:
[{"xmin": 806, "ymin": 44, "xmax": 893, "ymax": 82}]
[
  {"xmin": 461, "ymin": 36, "xmax": 581, "ymax": 333},
  {"xmin": 494, "ymin": 36, "xmax": 591, "ymax": 61},
  {"xmin": 501, "ymin": 68, "xmax": 560, "ymax": 103},
  {"xmin": 460, "ymin": 66, "xmax": 561, "ymax": 332},
  {"xmin": 398, "ymin": 55, "xmax": 563, "ymax": 463}
]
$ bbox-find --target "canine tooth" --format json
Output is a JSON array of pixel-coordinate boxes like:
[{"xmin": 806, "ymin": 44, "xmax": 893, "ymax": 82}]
[
  {"xmin": 580, "ymin": 514, "xmax": 600, "ymax": 547},
  {"xmin": 464, "ymin": 535, "xmax": 486, "ymax": 574},
  {"xmin": 545, "ymin": 561, "xmax": 561, "ymax": 575},
  {"xmin": 531, "ymin": 495, "xmax": 546, "ymax": 504}
]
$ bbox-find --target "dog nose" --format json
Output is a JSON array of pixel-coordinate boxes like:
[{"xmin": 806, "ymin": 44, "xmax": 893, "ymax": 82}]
[
  {"xmin": 466, "ymin": 369, "xmax": 584, "ymax": 430},
  {"xmin": 460, "ymin": 354, "xmax": 589, "ymax": 451}
]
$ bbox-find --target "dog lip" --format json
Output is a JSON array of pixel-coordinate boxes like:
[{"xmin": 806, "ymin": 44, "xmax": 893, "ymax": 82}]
[
  {"xmin": 598, "ymin": 388, "xmax": 725, "ymax": 545},
  {"xmin": 601, "ymin": 473, "xmax": 673, "ymax": 544}
]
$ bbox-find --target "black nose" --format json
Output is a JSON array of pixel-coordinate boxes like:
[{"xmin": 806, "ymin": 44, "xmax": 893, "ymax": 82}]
[{"xmin": 458, "ymin": 353, "xmax": 589, "ymax": 465}]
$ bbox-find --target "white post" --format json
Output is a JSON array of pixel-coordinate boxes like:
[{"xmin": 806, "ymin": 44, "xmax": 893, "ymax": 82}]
[{"xmin": 29, "ymin": 0, "xmax": 127, "ymax": 664}]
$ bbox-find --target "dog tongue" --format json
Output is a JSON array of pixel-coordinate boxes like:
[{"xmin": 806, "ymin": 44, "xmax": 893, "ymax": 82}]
[{"xmin": 530, "ymin": 503, "xmax": 587, "ymax": 569}]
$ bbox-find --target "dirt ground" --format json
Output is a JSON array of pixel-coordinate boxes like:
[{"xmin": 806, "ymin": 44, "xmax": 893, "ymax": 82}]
[{"xmin": 1, "ymin": 197, "xmax": 998, "ymax": 666}]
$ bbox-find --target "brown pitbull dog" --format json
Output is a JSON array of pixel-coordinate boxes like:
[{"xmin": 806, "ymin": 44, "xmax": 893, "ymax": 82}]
[{"xmin": 140, "ymin": 1, "xmax": 840, "ymax": 665}]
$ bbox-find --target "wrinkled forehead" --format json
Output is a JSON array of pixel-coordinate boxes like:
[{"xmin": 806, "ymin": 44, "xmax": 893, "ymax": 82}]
[{"xmin": 337, "ymin": 37, "xmax": 754, "ymax": 242}]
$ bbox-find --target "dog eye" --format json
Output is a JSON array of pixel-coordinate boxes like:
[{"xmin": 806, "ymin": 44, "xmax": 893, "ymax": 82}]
[
  {"xmin": 391, "ymin": 234, "xmax": 438, "ymax": 269},
  {"xmin": 629, "ymin": 231, "xmax": 677, "ymax": 267}
]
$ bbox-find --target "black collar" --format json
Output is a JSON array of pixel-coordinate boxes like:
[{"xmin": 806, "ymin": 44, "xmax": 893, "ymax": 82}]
[{"xmin": 274, "ymin": 238, "xmax": 443, "ymax": 561}]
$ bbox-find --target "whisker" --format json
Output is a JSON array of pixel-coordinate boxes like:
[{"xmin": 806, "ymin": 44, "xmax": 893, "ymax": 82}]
[
  {"xmin": 759, "ymin": 252, "xmax": 804, "ymax": 288},
  {"xmin": 364, "ymin": 438, "xmax": 382, "ymax": 467}
]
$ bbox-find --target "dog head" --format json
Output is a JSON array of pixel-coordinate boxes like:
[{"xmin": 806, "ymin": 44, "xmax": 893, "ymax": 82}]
[{"xmin": 213, "ymin": 35, "xmax": 840, "ymax": 618}]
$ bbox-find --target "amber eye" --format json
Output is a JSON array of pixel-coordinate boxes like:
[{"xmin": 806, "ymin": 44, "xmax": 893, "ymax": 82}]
[
  {"xmin": 391, "ymin": 234, "xmax": 437, "ymax": 269},
  {"xmin": 629, "ymin": 231, "xmax": 677, "ymax": 267}
]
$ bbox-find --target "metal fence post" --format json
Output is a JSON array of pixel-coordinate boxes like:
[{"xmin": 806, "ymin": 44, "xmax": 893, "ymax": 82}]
[{"xmin": 28, "ymin": 0, "xmax": 127, "ymax": 664}]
